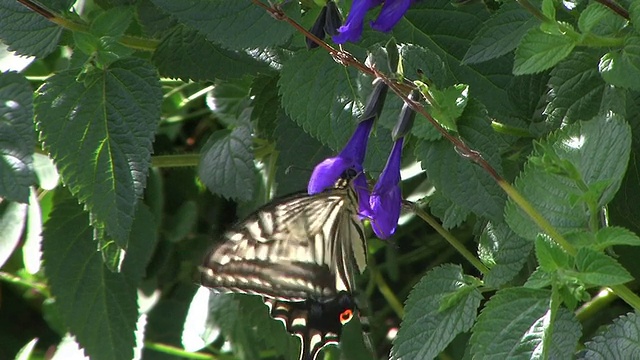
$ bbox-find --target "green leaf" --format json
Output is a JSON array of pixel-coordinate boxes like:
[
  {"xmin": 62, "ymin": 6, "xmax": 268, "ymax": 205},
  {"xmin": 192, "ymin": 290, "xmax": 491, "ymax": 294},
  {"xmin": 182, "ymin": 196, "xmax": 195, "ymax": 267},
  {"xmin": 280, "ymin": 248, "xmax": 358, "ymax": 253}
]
[
  {"xmin": 505, "ymin": 72, "xmax": 550, "ymax": 123},
  {"xmin": 90, "ymin": 7, "xmax": 133, "ymax": 37},
  {"xmin": 524, "ymin": 267, "xmax": 553, "ymax": 288},
  {"xmin": 400, "ymin": 44, "xmax": 450, "ymax": 88},
  {"xmin": 274, "ymin": 115, "xmax": 333, "ymax": 196},
  {"xmin": 579, "ymin": 3, "xmax": 615, "ymax": 34},
  {"xmin": 136, "ymin": 0, "xmax": 176, "ymax": 37},
  {"xmin": 0, "ymin": 2, "xmax": 63, "ymax": 57},
  {"xmin": 23, "ymin": 189, "xmax": 43, "ymax": 274},
  {"xmin": 73, "ymin": 31, "xmax": 99, "ymax": 56},
  {"xmin": 164, "ymin": 200, "xmax": 197, "ymax": 243},
  {"xmin": 50, "ymin": 335, "xmax": 87, "ymax": 359},
  {"xmin": 599, "ymin": 34, "xmax": 640, "ymax": 91},
  {"xmin": 15, "ymin": 338, "xmax": 38, "ymax": 360},
  {"xmin": 149, "ymin": 0, "xmax": 297, "ymax": 50},
  {"xmin": 35, "ymin": 59, "xmax": 162, "ymax": 247},
  {"xmin": 279, "ymin": 50, "xmax": 360, "ymax": 150},
  {"xmin": 377, "ymin": 44, "xmax": 451, "ymax": 140},
  {"xmin": 182, "ymin": 288, "xmax": 221, "ymax": 351},
  {"xmin": 0, "ymin": 201, "xmax": 27, "ymax": 269},
  {"xmin": 470, "ymin": 287, "xmax": 551, "ymax": 358},
  {"xmin": 208, "ymin": 293, "xmax": 299, "ymax": 359},
  {"xmin": 544, "ymin": 50, "xmax": 605, "ymax": 126},
  {"xmin": 390, "ymin": 264, "xmax": 482, "ymax": 360},
  {"xmin": 94, "ymin": 36, "xmax": 136, "ymax": 67},
  {"xmin": 580, "ymin": 312, "xmax": 640, "ymax": 359},
  {"xmin": 548, "ymin": 308, "xmax": 583, "ymax": 359},
  {"xmin": 415, "ymin": 100, "xmax": 506, "ymax": 222},
  {"xmin": 338, "ymin": 314, "xmax": 374, "ymax": 360},
  {"xmin": 399, "ymin": 0, "xmax": 513, "ymax": 113},
  {"xmin": 535, "ymin": 234, "xmax": 572, "ymax": 272},
  {"xmin": 198, "ymin": 125, "xmax": 256, "ymax": 202},
  {"xmin": 120, "ymin": 204, "xmax": 158, "ymax": 285},
  {"xmin": 145, "ymin": 284, "xmax": 195, "ymax": 350},
  {"xmin": 464, "ymin": 2, "xmax": 539, "ymax": 64},
  {"xmin": 573, "ymin": 248, "xmax": 633, "ymax": 286},
  {"xmin": 564, "ymin": 230, "xmax": 596, "ymax": 247},
  {"xmin": 541, "ymin": 0, "xmax": 556, "ymax": 21},
  {"xmin": 426, "ymin": 84, "xmax": 469, "ymax": 133},
  {"xmin": 0, "ymin": 71, "xmax": 36, "ymax": 203},
  {"xmin": 479, "ymin": 222, "xmax": 534, "ymax": 288},
  {"xmin": 152, "ymin": 25, "xmax": 271, "ymax": 82},
  {"xmin": 428, "ymin": 192, "xmax": 471, "ymax": 229},
  {"xmin": 363, "ymin": 126, "xmax": 394, "ymax": 177},
  {"xmin": 632, "ymin": 0, "xmax": 640, "ymax": 29},
  {"xmin": 251, "ymin": 74, "xmax": 280, "ymax": 140},
  {"xmin": 505, "ymin": 114, "xmax": 632, "ymax": 240},
  {"xmin": 33, "ymin": 154, "xmax": 59, "ymax": 191},
  {"xmin": 43, "ymin": 196, "xmax": 138, "ymax": 360},
  {"xmin": 514, "ymin": 28, "xmax": 576, "ymax": 75},
  {"xmin": 595, "ymin": 226, "xmax": 640, "ymax": 249},
  {"xmin": 206, "ymin": 77, "xmax": 253, "ymax": 126}
]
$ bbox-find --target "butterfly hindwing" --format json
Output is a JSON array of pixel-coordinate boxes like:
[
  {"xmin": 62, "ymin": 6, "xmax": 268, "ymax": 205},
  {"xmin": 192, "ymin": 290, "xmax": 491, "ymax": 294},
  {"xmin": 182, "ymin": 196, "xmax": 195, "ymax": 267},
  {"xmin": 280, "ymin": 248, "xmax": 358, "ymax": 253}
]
[{"xmin": 266, "ymin": 292, "xmax": 357, "ymax": 360}]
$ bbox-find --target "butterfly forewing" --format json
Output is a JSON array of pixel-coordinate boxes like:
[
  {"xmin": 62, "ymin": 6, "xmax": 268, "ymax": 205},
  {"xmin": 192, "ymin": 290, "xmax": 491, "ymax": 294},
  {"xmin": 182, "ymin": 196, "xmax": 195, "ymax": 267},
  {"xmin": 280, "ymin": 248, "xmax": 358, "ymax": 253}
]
[{"xmin": 201, "ymin": 183, "xmax": 365, "ymax": 301}]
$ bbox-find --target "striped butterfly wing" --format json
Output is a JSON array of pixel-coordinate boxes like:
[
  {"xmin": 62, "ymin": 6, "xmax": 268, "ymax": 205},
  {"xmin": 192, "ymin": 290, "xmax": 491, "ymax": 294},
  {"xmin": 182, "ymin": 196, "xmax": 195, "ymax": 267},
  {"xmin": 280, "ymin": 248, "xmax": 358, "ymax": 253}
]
[
  {"xmin": 200, "ymin": 179, "xmax": 368, "ymax": 359},
  {"xmin": 201, "ymin": 182, "xmax": 366, "ymax": 301}
]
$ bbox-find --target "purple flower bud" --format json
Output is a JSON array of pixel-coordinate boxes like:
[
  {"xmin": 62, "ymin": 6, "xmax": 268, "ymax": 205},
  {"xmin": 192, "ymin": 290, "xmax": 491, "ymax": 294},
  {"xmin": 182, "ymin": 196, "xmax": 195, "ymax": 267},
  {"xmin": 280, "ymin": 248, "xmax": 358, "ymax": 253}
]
[
  {"xmin": 306, "ymin": 5, "xmax": 328, "ymax": 49},
  {"xmin": 369, "ymin": 137, "xmax": 403, "ymax": 238}
]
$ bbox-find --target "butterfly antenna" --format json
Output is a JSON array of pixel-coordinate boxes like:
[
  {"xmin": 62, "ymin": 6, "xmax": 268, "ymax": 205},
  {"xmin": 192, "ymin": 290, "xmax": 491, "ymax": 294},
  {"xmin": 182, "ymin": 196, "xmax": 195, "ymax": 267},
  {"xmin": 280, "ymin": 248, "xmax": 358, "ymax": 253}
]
[{"xmin": 285, "ymin": 165, "xmax": 311, "ymax": 175}]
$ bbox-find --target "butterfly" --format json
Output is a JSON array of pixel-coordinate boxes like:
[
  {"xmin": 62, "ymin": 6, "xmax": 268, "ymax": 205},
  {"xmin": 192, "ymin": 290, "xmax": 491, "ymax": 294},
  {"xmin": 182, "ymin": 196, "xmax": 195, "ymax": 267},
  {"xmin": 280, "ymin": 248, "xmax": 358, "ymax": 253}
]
[{"xmin": 200, "ymin": 174, "xmax": 368, "ymax": 360}]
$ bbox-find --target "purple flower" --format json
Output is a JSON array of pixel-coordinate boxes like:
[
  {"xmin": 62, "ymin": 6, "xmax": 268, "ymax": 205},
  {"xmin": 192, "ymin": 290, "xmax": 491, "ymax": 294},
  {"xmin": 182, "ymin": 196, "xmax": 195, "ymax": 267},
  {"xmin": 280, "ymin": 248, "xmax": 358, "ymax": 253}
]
[
  {"xmin": 371, "ymin": 0, "xmax": 413, "ymax": 32},
  {"xmin": 308, "ymin": 119, "xmax": 374, "ymax": 213},
  {"xmin": 333, "ymin": 0, "xmax": 413, "ymax": 44},
  {"xmin": 369, "ymin": 137, "xmax": 403, "ymax": 238}
]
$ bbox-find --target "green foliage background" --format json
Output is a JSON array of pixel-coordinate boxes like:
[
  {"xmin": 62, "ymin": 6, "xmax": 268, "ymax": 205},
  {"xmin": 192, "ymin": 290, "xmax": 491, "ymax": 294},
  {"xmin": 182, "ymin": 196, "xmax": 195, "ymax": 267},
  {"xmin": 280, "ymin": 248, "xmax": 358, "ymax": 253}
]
[{"xmin": 2, "ymin": 0, "xmax": 640, "ymax": 359}]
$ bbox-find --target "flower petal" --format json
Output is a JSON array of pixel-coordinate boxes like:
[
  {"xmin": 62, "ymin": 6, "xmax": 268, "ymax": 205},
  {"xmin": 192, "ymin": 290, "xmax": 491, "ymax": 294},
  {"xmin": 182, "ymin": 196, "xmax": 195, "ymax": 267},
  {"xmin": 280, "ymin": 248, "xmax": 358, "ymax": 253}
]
[
  {"xmin": 369, "ymin": 186, "xmax": 401, "ymax": 238},
  {"xmin": 333, "ymin": 0, "xmax": 382, "ymax": 44},
  {"xmin": 370, "ymin": 0, "xmax": 412, "ymax": 32},
  {"xmin": 369, "ymin": 138, "xmax": 404, "ymax": 238},
  {"xmin": 308, "ymin": 156, "xmax": 353, "ymax": 194},
  {"xmin": 353, "ymin": 173, "xmax": 372, "ymax": 217},
  {"xmin": 374, "ymin": 138, "xmax": 403, "ymax": 193},
  {"xmin": 340, "ymin": 118, "xmax": 374, "ymax": 165}
]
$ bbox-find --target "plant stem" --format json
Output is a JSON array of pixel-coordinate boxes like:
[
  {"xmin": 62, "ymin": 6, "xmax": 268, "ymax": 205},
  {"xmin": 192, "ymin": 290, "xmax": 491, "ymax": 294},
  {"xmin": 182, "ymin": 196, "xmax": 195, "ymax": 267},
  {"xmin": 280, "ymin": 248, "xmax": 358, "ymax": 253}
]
[
  {"xmin": 491, "ymin": 121, "xmax": 533, "ymax": 138},
  {"xmin": 407, "ymin": 203, "xmax": 490, "ymax": 275},
  {"xmin": 373, "ymin": 269, "xmax": 406, "ymax": 319},
  {"xmin": 151, "ymin": 154, "xmax": 200, "ymax": 168},
  {"xmin": 144, "ymin": 342, "xmax": 217, "ymax": 359}
]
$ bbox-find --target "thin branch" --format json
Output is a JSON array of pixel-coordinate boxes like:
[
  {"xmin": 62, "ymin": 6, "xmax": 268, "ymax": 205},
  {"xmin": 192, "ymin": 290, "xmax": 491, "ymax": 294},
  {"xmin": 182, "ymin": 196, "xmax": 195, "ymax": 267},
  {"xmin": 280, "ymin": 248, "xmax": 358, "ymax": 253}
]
[
  {"xmin": 16, "ymin": 0, "xmax": 159, "ymax": 51},
  {"xmin": 594, "ymin": 0, "xmax": 630, "ymax": 20}
]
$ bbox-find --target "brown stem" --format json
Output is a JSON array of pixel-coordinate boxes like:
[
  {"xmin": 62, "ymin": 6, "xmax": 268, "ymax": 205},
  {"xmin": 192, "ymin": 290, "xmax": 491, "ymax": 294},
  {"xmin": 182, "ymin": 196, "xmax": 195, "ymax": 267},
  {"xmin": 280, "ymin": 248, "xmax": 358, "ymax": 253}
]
[
  {"xmin": 16, "ymin": 0, "xmax": 54, "ymax": 19},
  {"xmin": 594, "ymin": 0, "xmax": 630, "ymax": 20}
]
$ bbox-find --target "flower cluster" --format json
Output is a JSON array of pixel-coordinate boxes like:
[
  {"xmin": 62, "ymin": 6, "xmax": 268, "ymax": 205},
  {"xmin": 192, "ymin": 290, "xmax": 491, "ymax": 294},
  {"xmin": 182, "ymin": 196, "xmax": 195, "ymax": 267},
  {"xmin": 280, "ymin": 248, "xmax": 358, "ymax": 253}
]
[
  {"xmin": 334, "ymin": 0, "xmax": 414, "ymax": 44},
  {"xmin": 308, "ymin": 83, "xmax": 414, "ymax": 239},
  {"xmin": 308, "ymin": 118, "xmax": 403, "ymax": 239}
]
